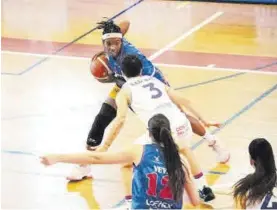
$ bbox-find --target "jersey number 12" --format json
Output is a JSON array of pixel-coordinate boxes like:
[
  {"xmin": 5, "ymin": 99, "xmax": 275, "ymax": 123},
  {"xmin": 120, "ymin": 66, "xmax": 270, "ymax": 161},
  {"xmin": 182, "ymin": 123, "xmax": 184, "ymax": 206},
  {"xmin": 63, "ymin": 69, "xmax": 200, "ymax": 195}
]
[{"xmin": 146, "ymin": 173, "xmax": 173, "ymax": 200}]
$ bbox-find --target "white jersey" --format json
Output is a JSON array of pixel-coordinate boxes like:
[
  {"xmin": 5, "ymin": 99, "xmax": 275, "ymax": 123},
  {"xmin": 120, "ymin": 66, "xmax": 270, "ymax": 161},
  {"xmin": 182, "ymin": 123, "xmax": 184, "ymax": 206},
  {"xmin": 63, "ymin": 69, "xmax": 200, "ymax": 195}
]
[
  {"xmin": 122, "ymin": 76, "xmax": 192, "ymax": 147},
  {"xmin": 122, "ymin": 76, "xmax": 183, "ymax": 125},
  {"xmin": 246, "ymin": 188, "xmax": 277, "ymax": 209}
]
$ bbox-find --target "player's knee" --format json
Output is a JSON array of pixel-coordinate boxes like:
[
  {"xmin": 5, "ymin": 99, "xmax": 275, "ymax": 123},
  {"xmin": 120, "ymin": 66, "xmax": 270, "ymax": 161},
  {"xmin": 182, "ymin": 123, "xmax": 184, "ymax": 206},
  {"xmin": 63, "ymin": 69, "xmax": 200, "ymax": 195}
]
[
  {"xmin": 99, "ymin": 102, "xmax": 117, "ymax": 117},
  {"xmin": 179, "ymin": 145, "xmax": 191, "ymax": 155},
  {"xmin": 86, "ymin": 103, "xmax": 117, "ymax": 147}
]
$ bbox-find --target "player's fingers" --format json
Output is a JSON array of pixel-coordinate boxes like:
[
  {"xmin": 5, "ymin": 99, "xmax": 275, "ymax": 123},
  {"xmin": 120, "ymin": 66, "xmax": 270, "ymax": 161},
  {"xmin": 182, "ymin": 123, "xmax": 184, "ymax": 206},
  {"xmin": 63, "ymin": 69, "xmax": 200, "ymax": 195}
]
[{"xmin": 210, "ymin": 123, "xmax": 221, "ymax": 128}]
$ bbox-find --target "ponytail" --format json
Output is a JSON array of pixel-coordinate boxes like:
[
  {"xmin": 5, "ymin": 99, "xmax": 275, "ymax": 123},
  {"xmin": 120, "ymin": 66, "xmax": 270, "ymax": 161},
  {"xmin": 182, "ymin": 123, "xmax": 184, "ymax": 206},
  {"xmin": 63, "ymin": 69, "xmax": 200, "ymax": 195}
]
[
  {"xmin": 160, "ymin": 126, "xmax": 185, "ymax": 201},
  {"xmin": 233, "ymin": 138, "xmax": 277, "ymax": 207}
]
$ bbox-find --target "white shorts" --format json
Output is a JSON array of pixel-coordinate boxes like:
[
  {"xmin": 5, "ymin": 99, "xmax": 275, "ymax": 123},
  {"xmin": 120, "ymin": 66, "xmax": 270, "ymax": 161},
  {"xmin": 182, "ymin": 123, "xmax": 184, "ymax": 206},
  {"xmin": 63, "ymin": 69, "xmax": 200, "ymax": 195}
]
[{"xmin": 134, "ymin": 114, "xmax": 192, "ymax": 149}]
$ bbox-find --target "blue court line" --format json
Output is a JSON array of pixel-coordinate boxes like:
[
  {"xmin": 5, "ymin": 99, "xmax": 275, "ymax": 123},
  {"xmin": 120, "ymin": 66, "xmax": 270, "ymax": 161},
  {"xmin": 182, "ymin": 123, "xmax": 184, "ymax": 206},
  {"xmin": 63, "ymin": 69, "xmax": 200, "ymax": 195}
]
[
  {"xmin": 191, "ymin": 82, "xmax": 277, "ymax": 150},
  {"xmin": 113, "ymin": 82, "xmax": 277, "ymax": 208},
  {"xmin": 1, "ymin": 150, "xmax": 37, "ymax": 156},
  {"xmin": 1, "ymin": 0, "xmax": 144, "ymax": 76},
  {"xmin": 208, "ymin": 171, "xmax": 226, "ymax": 175},
  {"xmin": 1, "ymin": 72, "xmax": 19, "ymax": 76},
  {"xmin": 175, "ymin": 61, "xmax": 277, "ymax": 90}
]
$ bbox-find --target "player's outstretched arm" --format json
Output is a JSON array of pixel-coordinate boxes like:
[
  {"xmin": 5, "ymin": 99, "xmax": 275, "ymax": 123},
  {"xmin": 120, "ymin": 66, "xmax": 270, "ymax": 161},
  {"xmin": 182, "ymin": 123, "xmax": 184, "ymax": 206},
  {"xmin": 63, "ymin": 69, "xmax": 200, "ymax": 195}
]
[
  {"xmin": 166, "ymin": 87, "xmax": 221, "ymax": 128},
  {"xmin": 40, "ymin": 145, "xmax": 138, "ymax": 166},
  {"xmin": 98, "ymin": 89, "xmax": 130, "ymax": 151},
  {"xmin": 118, "ymin": 20, "xmax": 130, "ymax": 36}
]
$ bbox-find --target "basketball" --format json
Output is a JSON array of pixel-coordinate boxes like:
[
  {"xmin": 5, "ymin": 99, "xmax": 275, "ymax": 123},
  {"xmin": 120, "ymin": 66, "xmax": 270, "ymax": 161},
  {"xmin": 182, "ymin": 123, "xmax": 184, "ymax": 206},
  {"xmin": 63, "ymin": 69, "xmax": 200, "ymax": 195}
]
[{"xmin": 90, "ymin": 52, "xmax": 112, "ymax": 82}]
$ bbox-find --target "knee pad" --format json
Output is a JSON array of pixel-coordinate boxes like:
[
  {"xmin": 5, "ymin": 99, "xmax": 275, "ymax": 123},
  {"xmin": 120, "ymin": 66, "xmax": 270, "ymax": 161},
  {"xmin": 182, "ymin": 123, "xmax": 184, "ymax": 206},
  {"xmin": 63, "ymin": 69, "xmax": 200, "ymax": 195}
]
[{"xmin": 87, "ymin": 103, "xmax": 116, "ymax": 147}]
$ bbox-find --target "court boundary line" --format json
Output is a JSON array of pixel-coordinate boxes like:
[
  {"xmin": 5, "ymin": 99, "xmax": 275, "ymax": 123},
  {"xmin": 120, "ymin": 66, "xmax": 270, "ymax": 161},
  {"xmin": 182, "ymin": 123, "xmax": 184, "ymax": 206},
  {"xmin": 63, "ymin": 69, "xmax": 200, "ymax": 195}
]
[
  {"xmin": 2, "ymin": 51, "xmax": 276, "ymax": 76},
  {"xmin": 2, "ymin": 10, "xmax": 223, "ymax": 76},
  {"xmin": 147, "ymin": 11, "xmax": 224, "ymax": 61},
  {"xmin": 191, "ymin": 83, "xmax": 277, "ymax": 149},
  {"xmin": 157, "ymin": 63, "xmax": 277, "ymax": 75},
  {"xmin": 175, "ymin": 61, "xmax": 277, "ymax": 90},
  {"xmin": 10, "ymin": 0, "xmax": 144, "ymax": 76}
]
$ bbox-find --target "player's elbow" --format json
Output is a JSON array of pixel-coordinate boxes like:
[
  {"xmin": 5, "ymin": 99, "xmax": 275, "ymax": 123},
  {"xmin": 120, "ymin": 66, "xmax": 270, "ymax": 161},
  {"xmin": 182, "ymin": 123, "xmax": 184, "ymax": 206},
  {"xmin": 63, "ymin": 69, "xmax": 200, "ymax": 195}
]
[{"xmin": 119, "ymin": 20, "xmax": 130, "ymax": 36}]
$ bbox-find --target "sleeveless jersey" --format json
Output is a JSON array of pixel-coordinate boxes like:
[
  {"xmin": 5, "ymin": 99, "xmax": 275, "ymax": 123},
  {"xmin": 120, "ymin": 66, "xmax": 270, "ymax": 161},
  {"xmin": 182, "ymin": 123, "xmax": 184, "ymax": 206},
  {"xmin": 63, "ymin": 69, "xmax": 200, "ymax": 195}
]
[
  {"xmin": 122, "ymin": 75, "xmax": 187, "ymax": 128},
  {"xmin": 132, "ymin": 144, "xmax": 183, "ymax": 209},
  {"xmin": 107, "ymin": 38, "xmax": 168, "ymax": 84}
]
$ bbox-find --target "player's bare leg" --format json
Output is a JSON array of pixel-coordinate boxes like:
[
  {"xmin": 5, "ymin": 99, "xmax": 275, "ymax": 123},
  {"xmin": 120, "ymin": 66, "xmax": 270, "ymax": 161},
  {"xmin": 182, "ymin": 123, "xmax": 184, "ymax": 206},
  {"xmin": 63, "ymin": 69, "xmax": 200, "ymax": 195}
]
[
  {"xmin": 178, "ymin": 144, "xmax": 215, "ymax": 202},
  {"xmin": 120, "ymin": 163, "xmax": 133, "ymax": 208},
  {"xmin": 186, "ymin": 115, "xmax": 230, "ymax": 163}
]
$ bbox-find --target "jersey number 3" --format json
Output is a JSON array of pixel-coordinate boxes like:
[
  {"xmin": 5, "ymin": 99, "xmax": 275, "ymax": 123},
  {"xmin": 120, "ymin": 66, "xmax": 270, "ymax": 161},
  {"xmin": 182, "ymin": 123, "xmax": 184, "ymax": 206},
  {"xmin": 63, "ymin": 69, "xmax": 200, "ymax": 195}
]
[
  {"xmin": 143, "ymin": 82, "xmax": 162, "ymax": 99},
  {"xmin": 146, "ymin": 173, "xmax": 173, "ymax": 200}
]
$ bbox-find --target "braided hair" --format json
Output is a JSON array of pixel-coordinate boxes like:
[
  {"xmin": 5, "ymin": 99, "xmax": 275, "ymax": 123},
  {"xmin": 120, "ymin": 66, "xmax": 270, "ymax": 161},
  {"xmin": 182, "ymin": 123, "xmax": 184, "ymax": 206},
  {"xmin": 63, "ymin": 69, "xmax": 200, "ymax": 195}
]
[{"xmin": 97, "ymin": 19, "xmax": 122, "ymax": 36}]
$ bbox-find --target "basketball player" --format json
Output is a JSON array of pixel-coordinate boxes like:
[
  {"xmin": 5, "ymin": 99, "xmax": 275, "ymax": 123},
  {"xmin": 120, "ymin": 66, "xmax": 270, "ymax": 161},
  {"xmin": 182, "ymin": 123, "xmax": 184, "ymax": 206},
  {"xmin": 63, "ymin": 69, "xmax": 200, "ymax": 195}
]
[
  {"xmin": 68, "ymin": 19, "xmax": 229, "ymax": 180},
  {"xmin": 98, "ymin": 55, "xmax": 217, "ymax": 203},
  {"xmin": 41, "ymin": 114, "xmax": 200, "ymax": 209},
  {"xmin": 233, "ymin": 138, "xmax": 277, "ymax": 209},
  {"xmin": 88, "ymin": 19, "xmax": 225, "ymax": 152}
]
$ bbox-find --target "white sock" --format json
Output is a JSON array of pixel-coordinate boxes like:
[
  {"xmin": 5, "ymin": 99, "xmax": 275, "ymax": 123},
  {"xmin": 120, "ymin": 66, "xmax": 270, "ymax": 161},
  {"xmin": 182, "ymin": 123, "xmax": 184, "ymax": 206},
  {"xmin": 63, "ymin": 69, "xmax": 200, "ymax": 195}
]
[
  {"xmin": 194, "ymin": 173, "xmax": 207, "ymax": 190},
  {"xmin": 203, "ymin": 131, "xmax": 217, "ymax": 146}
]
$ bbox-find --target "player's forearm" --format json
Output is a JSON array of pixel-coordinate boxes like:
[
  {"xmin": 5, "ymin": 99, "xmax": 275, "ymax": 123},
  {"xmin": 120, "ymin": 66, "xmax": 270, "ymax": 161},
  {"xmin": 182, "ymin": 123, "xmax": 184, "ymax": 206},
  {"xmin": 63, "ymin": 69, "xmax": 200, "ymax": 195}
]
[
  {"xmin": 168, "ymin": 88, "xmax": 206, "ymax": 123},
  {"xmin": 52, "ymin": 152, "xmax": 102, "ymax": 164},
  {"xmin": 181, "ymin": 102, "xmax": 205, "ymax": 123},
  {"xmin": 50, "ymin": 152, "xmax": 126, "ymax": 165},
  {"xmin": 103, "ymin": 117, "xmax": 125, "ymax": 148},
  {"xmin": 118, "ymin": 20, "xmax": 130, "ymax": 36}
]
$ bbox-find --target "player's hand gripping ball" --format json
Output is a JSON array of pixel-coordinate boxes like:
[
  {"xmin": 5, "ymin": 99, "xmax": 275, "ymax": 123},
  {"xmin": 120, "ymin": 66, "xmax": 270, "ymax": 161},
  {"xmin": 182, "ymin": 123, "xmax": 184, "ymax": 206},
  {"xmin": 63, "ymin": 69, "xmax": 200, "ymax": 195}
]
[{"xmin": 90, "ymin": 52, "xmax": 114, "ymax": 83}]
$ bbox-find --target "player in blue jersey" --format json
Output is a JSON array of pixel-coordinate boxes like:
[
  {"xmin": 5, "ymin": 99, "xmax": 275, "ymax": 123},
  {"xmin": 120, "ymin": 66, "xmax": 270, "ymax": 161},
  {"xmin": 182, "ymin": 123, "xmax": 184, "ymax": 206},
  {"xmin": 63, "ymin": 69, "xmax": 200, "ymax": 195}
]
[
  {"xmin": 67, "ymin": 19, "xmax": 229, "ymax": 181},
  {"xmin": 41, "ymin": 114, "xmax": 200, "ymax": 209}
]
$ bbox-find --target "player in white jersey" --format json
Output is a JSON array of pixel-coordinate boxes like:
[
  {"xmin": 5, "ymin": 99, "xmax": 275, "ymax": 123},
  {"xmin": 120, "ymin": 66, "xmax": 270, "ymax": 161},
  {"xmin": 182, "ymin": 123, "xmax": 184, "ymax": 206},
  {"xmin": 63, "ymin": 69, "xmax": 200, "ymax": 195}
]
[
  {"xmin": 97, "ymin": 54, "xmax": 225, "ymax": 203},
  {"xmin": 233, "ymin": 138, "xmax": 277, "ymax": 209}
]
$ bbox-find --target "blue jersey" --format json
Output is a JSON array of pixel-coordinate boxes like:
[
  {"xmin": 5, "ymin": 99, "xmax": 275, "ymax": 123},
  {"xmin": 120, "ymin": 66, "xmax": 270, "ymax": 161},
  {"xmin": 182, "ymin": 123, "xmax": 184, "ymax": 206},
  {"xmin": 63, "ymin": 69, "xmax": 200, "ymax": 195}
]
[
  {"xmin": 132, "ymin": 144, "xmax": 183, "ymax": 209},
  {"xmin": 107, "ymin": 38, "xmax": 168, "ymax": 85}
]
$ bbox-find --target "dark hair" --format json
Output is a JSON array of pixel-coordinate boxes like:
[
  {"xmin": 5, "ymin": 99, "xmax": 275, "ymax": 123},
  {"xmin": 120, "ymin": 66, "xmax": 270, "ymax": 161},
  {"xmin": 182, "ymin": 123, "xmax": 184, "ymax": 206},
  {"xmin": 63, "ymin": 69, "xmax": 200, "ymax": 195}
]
[
  {"xmin": 148, "ymin": 114, "xmax": 185, "ymax": 201},
  {"xmin": 121, "ymin": 54, "xmax": 142, "ymax": 78},
  {"xmin": 97, "ymin": 19, "xmax": 122, "ymax": 35},
  {"xmin": 233, "ymin": 138, "xmax": 277, "ymax": 207}
]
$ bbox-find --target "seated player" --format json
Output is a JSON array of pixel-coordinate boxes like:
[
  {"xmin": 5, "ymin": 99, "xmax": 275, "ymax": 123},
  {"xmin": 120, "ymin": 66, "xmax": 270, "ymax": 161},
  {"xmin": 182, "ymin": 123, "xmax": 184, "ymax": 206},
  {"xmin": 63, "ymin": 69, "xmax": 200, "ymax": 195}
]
[
  {"xmin": 233, "ymin": 138, "xmax": 277, "ymax": 209},
  {"xmin": 41, "ymin": 114, "xmax": 200, "ymax": 209}
]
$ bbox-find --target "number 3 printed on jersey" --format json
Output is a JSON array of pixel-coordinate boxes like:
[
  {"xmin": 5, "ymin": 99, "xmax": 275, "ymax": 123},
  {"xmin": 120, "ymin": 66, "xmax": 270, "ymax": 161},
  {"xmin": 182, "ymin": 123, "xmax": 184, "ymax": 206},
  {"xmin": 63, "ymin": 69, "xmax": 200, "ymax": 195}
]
[{"xmin": 143, "ymin": 82, "xmax": 162, "ymax": 99}]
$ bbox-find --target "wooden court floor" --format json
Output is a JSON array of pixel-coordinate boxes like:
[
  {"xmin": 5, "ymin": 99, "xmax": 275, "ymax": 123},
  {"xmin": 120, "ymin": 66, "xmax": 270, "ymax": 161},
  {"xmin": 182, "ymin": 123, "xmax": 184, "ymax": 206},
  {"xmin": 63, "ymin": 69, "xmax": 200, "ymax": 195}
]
[{"xmin": 1, "ymin": 0, "xmax": 277, "ymax": 209}]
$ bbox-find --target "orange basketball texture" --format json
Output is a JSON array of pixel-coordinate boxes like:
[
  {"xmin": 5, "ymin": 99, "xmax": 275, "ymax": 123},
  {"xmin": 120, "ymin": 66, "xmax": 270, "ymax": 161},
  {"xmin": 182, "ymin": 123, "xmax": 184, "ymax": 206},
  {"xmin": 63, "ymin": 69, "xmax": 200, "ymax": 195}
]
[{"xmin": 90, "ymin": 54, "xmax": 110, "ymax": 80}]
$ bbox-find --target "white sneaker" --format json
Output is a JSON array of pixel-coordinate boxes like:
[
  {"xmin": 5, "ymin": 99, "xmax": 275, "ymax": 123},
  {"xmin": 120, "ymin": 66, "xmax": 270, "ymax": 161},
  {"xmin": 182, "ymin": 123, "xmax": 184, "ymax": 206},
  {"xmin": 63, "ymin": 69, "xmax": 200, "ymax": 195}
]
[
  {"xmin": 66, "ymin": 165, "xmax": 92, "ymax": 181},
  {"xmin": 114, "ymin": 199, "xmax": 132, "ymax": 210},
  {"xmin": 208, "ymin": 140, "xmax": 230, "ymax": 164}
]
